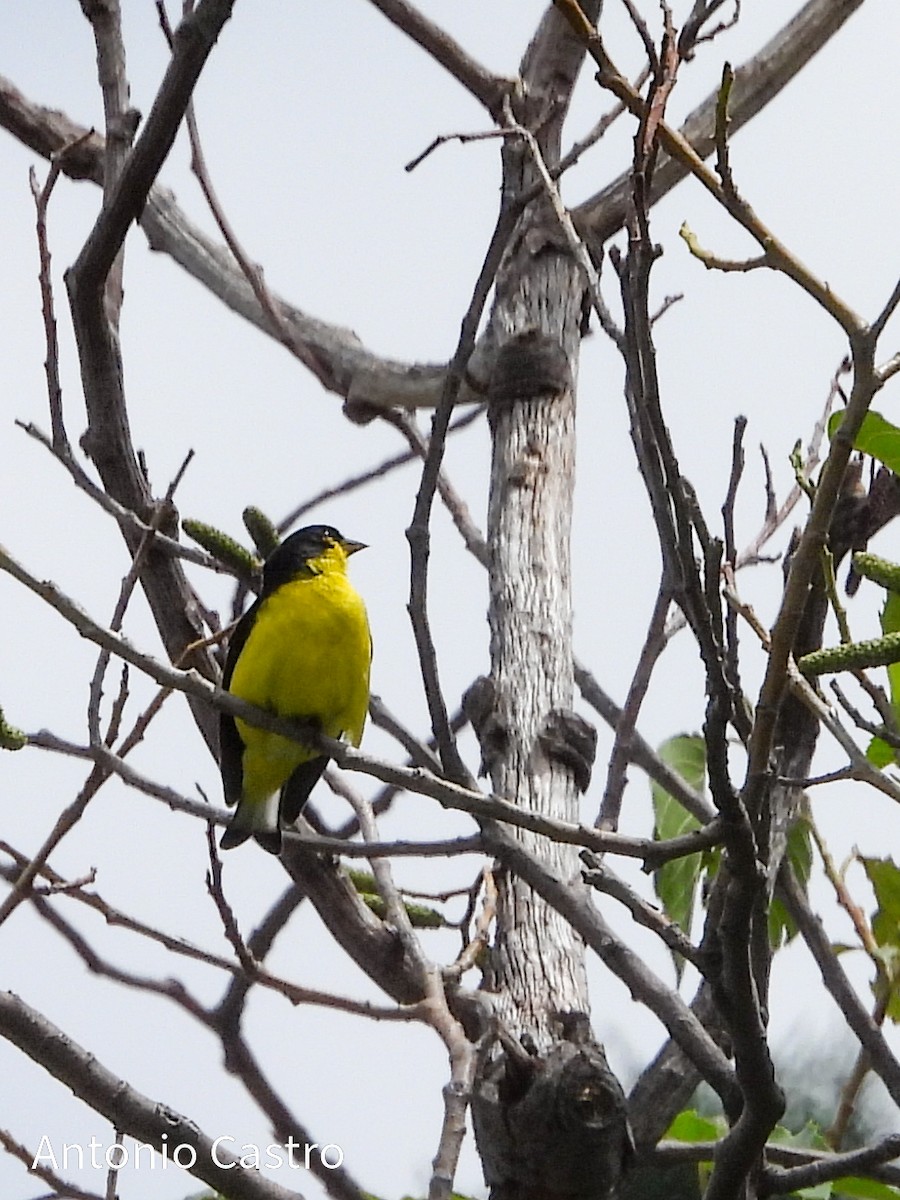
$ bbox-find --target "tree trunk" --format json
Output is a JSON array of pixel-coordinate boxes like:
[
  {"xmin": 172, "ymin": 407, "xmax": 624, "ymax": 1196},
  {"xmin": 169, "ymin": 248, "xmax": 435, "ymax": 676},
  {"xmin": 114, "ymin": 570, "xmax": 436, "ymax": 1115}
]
[
  {"xmin": 485, "ymin": 238, "xmax": 588, "ymax": 1037},
  {"xmin": 468, "ymin": 10, "xmax": 632, "ymax": 1199}
]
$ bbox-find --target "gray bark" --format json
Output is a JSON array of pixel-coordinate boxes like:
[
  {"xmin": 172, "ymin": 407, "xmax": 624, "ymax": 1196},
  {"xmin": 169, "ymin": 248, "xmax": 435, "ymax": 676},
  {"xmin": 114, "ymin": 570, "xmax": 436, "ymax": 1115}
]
[{"xmin": 469, "ymin": 9, "xmax": 632, "ymax": 1200}]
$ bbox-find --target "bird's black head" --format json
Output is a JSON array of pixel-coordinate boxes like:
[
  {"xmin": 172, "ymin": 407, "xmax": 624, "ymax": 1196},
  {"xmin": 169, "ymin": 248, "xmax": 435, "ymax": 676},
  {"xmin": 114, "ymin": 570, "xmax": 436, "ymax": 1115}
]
[{"xmin": 261, "ymin": 524, "xmax": 366, "ymax": 594}]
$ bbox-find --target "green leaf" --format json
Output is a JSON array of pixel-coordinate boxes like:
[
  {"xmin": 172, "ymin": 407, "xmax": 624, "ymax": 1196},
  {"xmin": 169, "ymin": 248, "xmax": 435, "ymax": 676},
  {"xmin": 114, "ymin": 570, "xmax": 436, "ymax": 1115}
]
[
  {"xmin": 766, "ymin": 1123, "xmax": 835, "ymax": 1195},
  {"xmin": 767, "ymin": 1120, "xmax": 830, "ymax": 1151},
  {"xmin": 828, "ymin": 409, "xmax": 900, "ymax": 474},
  {"xmin": 769, "ymin": 818, "xmax": 813, "ymax": 949},
  {"xmin": 665, "ymin": 1109, "xmax": 724, "ymax": 1145},
  {"xmin": 860, "ymin": 857, "xmax": 900, "ymax": 952},
  {"xmin": 651, "ymin": 735, "xmax": 708, "ymax": 978},
  {"xmin": 796, "ymin": 1183, "xmax": 833, "ymax": 1200},
  {"xmin": 833, "ymin": 1177, "xmax": 900, "ymax": 1199},
  {"xmin": 859, "ymin": 856, "xmax": 900, "ymax": 1021},
  {"xmin": 867, "ymin": 735, "xmax": 895, "ymax": 769}
]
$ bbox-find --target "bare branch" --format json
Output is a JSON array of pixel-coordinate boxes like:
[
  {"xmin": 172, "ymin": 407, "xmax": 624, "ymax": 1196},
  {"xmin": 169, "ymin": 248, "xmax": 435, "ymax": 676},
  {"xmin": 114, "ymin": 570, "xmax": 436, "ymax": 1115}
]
[
  {"xmin": 366, "ymin": 0, "xmax": 510, "ymax": 115},
  {"xmin": 0, "ymin": 991, "xmax": 304, "ymax": 1200},
  {"xmin": 581, "ymin": 852, "xmax": 704, "ymax": 968},
  {"xmin": 279, "ymin": 405, "xmax": 484, "ymax": 536},
  {"xmin": 576, "ymin": 660, "xmax": 715, "ymax": 823},
  {"xmin": 572, "ymin": 0, "xmax": 866, "ymax": 246},
  {"xmin": 651, "ymin": 1134, "xmax": 900, "ymax": 1189},
  {"xmin": 88, "ymin": 450, "xmax": 193, "ymax": 746},
  {"xmin": 205, "ymin": 823, "xmax": 256, "ymax": 974},
  {"xmin": 0, "ymin": 761, "xmax": 110, "ymax": 928},
  {"xmin": 0, "ymin": 1126, "xmax": 103, "ymax": 1200},
  {"xmin": 596, "ymin": 578, "xmax": 671, "ymax": 831},
  {"xmin": 406, "ymin": 196, "xmax": 517, "ymax": 787},
  {"xmin": 778, "ymin": 863, "xmax": 900, "ymax": 1112},
  {"xmin": 15, "ymin": 419, "xmax": 226, "ymax": 574},
  {"xmin": 29, "ymin": 152, "xmax": 84, "ymax": 455},
  {"xmin": 369, "ymin": 693, "xmax": 445, "ymax": 773},
  {"xmin": 483, "ymin": 822, "xmax": 739, "ymax": 1108},
  {"xmin": 382, "ymin": 408, "xmax": 489, "ymax": 568},
  {"xmin": 63, "ymin": 4, "xmax": 238, "ymax": 749},
  {"xmin": 762, "ymin": 1133, "xmax": 900, "ymax": 1194},
  {"xmin": 0, "ymin": 0, "xmax": 865, "ymax": 422}
]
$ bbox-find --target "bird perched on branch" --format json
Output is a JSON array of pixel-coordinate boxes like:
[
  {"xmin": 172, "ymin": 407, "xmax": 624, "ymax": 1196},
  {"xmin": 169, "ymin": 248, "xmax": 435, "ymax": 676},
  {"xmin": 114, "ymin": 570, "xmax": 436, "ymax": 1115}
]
[{"xmin": 218, "ymin": 524, "xmax": 371, "ymax": 853}]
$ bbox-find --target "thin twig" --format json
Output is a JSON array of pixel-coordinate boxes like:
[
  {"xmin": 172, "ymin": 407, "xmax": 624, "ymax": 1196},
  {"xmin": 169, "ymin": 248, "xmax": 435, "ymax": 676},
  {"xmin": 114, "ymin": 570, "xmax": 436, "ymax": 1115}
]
[
  {"xmin": 369, "ymin": 694, "xmax": 445, "ymax": 773},
  {"xmin": 16, "ymin": 418, "xmax": 223, "ymax": 573},
  {"xmin": 807, "ymin": 829, "xmax": 890, "ymax": 1149},
  {"xmin": 88, "ymin": 449, "xmax": 193, "ymax": 746},
  {"xmin": 728, "ymin": 585, "xmax": 900, "ymax": 807},
  {"xmin": 778, "ymin": 863, "xmax": 900, "ymax": 1116},
  {"xmin": 156, "ymin": 0, "xmax": 335, "ymax": 387},
  {"xmin": 0, "ymin": 845, "xmax": 415, "ymax": 1023},
  {"xmin": 829, "ymin": 679, "xmax": 900, "ymax": 752},
  {"xmin": 405, "ymin": 125, "xmax": 508, "ymax": 173},
  {"xmin": 679, "ymin": 0, "xmax": 740, "ymax": 58},
  {"xmin": 581, "ymin": 852, "xmax": 704, "ymax": 968},
  {"xmin": 282, "ymin": 832, "xmax": 484, "ymax": 860},
  {"xmin": 446, "ymin": 866, "xmax": 496, "ymax": 977},
  {"xmin": 277, "ymin": 406, "xmax": 485, "ymax": 535},
  {"xmin": 722, "ymin": 416, "xmax": 751, "ymax": 743},
  {"xmin": 557, "ymin": 65, "xmax": 651, "ymax": 175},
  {"xmin": 501, "ymin": 95, "xmax": 623, "ymax": 348},
  {"xmin": 365, "ymin": 0, "xmax": 509, "ymax": 115},
  {"xmin": 763, "ymin": 1132, "xmax": 900, "ymax": 1195},
  {"xmin": 383, "ymin": 409, "xmax": 489, "ymax": 567},
  {"xmin": 29, "ymin": 145, "xmax": 89, "ymax": 454},
  {"xmin": 596, "ymin": 578, "xmax": 671, "ymax": 831},
  {"xmin": 0, "ymin": 1126, "xmax": 102, "ymax": 1200},
  {"xmin": 205, "ymin": 822, "xmax": 256, "ymax": 974},
  {"xmin": 576, "ymin": 660, "xmax": 715, "ymax": 823},
  {"xmin": 0, "ymin": 989, "xmax": 317, "ymax": 1200},
  {"xmin": 105, "ymin": 1128, "xmax": 125, "ymax": 1200},
  {"xmin": 0, "ymin": 762, "xmax": 110, "ymax": 928},
  {"xmin": 406, "ymin": 198, "xmax": 517, "ymax": 788}
]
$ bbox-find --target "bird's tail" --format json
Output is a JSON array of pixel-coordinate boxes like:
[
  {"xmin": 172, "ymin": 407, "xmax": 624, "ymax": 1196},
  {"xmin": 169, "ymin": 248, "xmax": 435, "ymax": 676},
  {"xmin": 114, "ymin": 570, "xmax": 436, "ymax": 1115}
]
[
  {"xmin": 219, "ymin": 757, "xmax": 329, "ymax": 854},
  {"xmin": 220, "ymin": 794, "xmax": 281, "ymax": 855}
]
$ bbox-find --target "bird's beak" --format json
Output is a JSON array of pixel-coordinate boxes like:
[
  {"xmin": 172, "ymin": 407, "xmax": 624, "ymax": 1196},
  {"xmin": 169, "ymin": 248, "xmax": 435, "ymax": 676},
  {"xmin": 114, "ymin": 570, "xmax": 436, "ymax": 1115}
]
[{"xmin": 342, "ymin": 539, "xmax": 367, "ymax": 556}]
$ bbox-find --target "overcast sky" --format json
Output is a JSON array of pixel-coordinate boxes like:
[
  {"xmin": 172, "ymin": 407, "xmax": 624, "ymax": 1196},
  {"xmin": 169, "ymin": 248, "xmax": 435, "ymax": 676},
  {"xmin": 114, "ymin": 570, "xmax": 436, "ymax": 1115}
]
[{"xmin": 2, "ymin": 3, "xmax": 900, "ymax": 1199}]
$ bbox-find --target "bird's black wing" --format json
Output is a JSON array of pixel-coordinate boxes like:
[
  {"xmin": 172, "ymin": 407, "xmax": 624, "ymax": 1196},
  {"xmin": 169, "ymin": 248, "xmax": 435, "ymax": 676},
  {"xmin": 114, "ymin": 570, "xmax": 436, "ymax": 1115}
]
[
  {"xmin": 279, "ymin": 754, "xmax": 329, "ymax": 827},
  {"xmin": 218, "ymin": 599, "xmax": 261, "ymax": 807}
]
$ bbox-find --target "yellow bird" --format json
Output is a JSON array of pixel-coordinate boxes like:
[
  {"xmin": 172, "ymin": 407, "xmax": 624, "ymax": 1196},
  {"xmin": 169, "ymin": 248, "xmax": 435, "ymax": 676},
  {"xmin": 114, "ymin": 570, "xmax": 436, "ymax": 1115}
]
[{"xmin": 219, "ymin": 524, "xmax": 371, "ymax": 852}]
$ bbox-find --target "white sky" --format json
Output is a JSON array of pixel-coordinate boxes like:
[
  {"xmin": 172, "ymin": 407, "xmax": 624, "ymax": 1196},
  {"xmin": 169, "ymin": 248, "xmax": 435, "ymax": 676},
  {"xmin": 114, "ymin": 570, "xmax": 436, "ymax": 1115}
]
[{"xmin": 2, "ymin": 2, "xmax": 900, "ymax": 1198}]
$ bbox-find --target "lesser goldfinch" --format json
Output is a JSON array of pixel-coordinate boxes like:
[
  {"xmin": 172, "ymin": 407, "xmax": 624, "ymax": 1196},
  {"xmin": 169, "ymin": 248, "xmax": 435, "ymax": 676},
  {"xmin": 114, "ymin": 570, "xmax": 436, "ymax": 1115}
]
[{"xmin": 219, "ymin": 524, "xmax": 371, "ymax": 853}]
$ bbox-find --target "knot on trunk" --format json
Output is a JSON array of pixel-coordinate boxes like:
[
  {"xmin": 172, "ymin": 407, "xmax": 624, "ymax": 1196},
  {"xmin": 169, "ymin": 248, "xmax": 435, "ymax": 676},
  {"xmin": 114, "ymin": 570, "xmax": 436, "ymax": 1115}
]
[
  {"xmin": 463, "ymin": 675, "xmax": 507, "ymax": 777},
  {"xmin": 472, "ymin": 1012, "xmax": 633, "ymax": 1200},
  {"xmin": 539, "ymin": 709, "xmax": 598, "ymax": 793},
  {"xmin": 489, "ymin": 329, "xmax": 572, "ymax": 409}
]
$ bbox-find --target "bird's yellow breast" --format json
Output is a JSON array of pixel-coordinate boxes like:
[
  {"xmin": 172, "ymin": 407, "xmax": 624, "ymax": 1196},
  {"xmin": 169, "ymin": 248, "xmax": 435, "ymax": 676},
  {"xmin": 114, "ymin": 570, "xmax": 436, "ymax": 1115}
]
[{"xmin": 229, "ymin": 568, "xmax": 371, "ymax": 802}]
